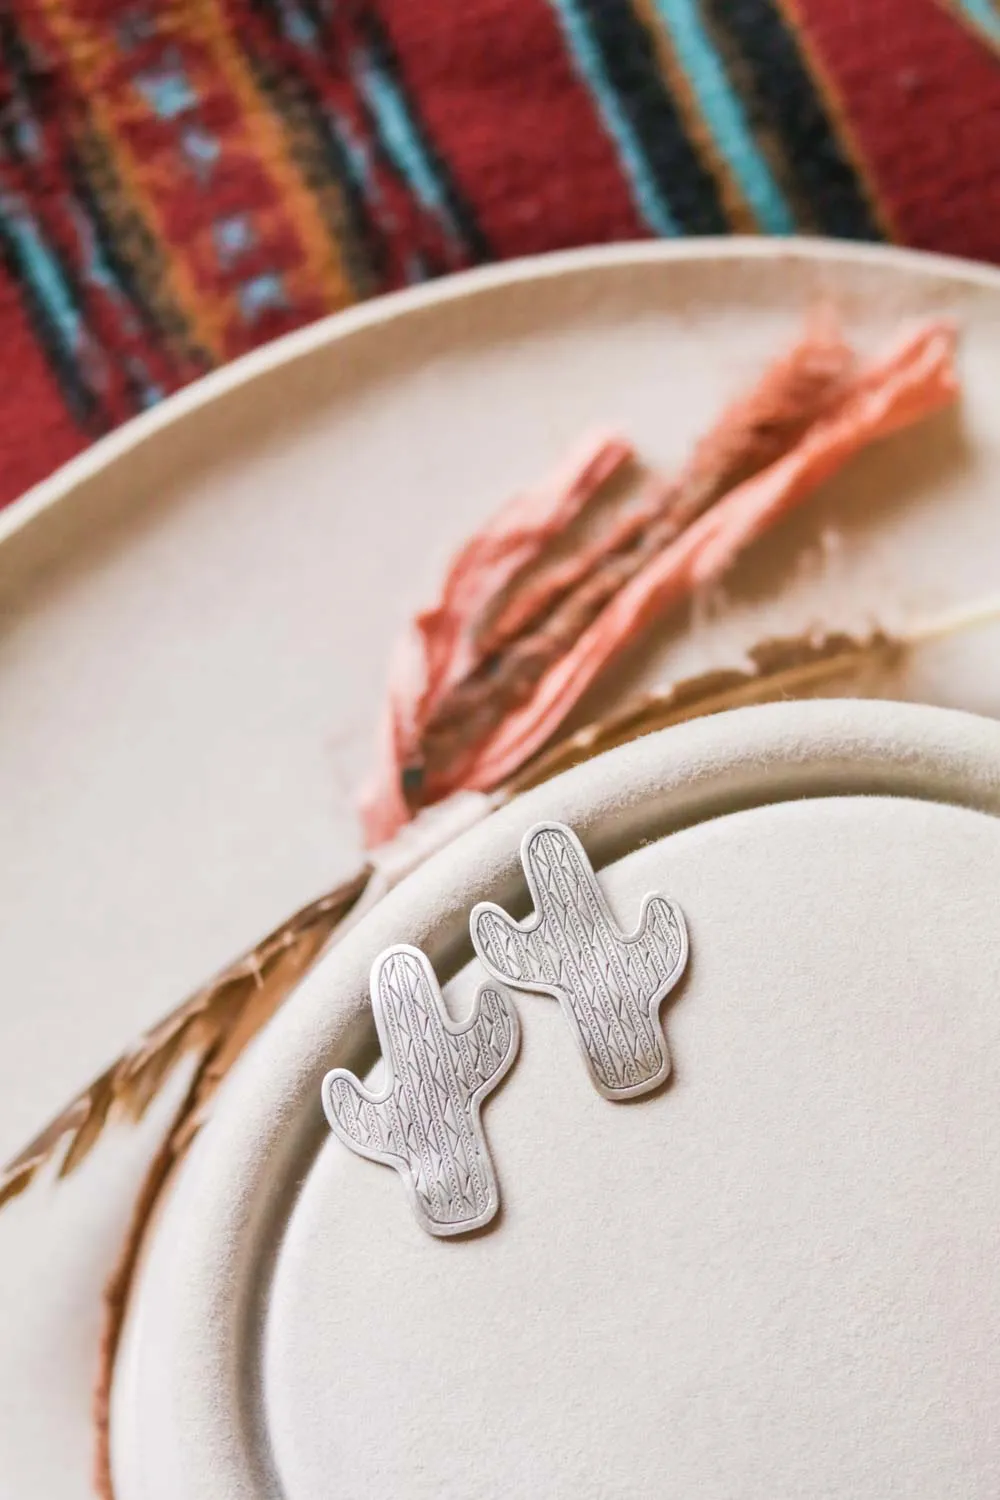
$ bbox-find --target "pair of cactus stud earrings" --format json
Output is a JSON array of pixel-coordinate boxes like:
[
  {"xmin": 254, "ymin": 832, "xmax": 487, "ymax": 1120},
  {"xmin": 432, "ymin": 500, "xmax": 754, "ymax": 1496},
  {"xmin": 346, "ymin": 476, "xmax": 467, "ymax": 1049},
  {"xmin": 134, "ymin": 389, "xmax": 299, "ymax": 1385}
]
[{"xmin": 322, "ymin": 821, "xmax": 689, "ymax": 1237}]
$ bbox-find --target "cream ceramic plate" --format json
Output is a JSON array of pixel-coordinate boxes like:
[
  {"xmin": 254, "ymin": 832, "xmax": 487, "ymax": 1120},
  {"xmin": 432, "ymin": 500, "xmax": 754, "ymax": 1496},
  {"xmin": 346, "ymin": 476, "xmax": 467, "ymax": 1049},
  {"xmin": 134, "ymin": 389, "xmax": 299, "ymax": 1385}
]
[{"xmin": 3, "ymin": 238, "xmax": 1000, "ymax": 1497}]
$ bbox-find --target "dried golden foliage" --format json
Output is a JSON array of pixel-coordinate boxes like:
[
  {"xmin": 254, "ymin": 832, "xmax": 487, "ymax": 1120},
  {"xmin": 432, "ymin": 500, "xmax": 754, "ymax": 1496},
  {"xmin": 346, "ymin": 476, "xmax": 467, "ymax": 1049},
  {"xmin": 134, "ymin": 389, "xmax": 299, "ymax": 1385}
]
[{"xmin": 0, "ymin": 871, "xmax": 370, "ymax": 1211}]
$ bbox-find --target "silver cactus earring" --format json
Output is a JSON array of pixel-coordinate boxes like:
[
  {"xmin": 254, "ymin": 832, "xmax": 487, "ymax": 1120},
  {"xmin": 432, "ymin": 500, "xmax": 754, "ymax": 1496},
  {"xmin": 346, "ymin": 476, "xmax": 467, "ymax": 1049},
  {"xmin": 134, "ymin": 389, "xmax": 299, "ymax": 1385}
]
[
  {"xmin": 470, "ymin": 822, "xmax": 688, "ymax": 1100},
  {"xmin": 322, "ymin": 944, "xmax": 519, "ymax": 1237}
]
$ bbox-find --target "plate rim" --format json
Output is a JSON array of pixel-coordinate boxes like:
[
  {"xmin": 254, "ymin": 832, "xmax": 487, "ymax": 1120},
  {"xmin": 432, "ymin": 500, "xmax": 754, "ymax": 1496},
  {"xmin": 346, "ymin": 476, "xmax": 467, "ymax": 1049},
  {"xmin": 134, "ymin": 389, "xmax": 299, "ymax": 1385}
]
[{"xmin": 6, "ymin": 233, "xmax": 1000, "ymax": 554}]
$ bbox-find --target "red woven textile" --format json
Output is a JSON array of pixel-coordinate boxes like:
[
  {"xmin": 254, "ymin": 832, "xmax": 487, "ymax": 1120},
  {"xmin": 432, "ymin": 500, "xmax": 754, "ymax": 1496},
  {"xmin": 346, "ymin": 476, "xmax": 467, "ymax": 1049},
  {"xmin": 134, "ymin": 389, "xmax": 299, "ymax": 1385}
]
[{"xmin": 1, "ymin": 0, "xmax": 998, "ymax": 508}]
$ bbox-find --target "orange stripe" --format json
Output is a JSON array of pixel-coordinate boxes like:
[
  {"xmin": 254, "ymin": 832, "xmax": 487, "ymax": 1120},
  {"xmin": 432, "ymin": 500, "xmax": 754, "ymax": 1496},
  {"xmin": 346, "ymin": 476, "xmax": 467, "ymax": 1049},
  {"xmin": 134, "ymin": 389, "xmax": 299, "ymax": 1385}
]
[{"xmin": 172, "ymin": 1, "xmax": 353, "ymax": 313}]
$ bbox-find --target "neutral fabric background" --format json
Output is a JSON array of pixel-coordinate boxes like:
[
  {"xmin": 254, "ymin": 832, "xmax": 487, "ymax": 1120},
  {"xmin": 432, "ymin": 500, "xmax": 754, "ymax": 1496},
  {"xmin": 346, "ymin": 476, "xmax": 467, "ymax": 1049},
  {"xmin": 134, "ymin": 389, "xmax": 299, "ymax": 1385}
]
[{"xmin": 2, "ymin": 0, "xmax": 999, "ymax": 508}]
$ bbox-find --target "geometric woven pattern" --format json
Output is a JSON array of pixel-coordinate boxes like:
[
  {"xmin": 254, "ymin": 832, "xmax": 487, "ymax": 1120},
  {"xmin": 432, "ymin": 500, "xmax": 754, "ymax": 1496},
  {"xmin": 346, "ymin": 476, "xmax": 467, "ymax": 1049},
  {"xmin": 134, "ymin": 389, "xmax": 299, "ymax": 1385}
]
[
  {"xmin": 5, "ymin": 1, "xmax": 1000, "ymax": 509},
  {"xmin": 322, "ymin": 944, "xmax": 518, "ymax": 1236},
  {"xmin": 472, "ymin": 823, "xmax": 687, "ymax": 1099}
]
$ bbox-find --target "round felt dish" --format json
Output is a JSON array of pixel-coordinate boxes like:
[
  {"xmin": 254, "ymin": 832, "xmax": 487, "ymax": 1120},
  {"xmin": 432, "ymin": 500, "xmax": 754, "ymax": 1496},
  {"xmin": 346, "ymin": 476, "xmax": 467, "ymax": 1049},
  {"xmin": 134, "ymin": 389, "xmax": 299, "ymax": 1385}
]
[{"xmin": 111, "ymin": 698, "xmax": 1000, "ymax": 1500}]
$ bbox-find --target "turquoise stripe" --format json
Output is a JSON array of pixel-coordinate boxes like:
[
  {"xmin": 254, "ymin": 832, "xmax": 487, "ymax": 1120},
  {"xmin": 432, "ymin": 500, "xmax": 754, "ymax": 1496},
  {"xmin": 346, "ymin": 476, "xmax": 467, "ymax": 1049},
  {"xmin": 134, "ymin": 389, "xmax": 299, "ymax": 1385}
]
[
  {"xmin": 651, "ymin": 0, "xmax": 793, "ymax": 232},
  {"xmin": 357, "ymin": 52, "xmax": 453, "ymax": 224},
  {"xmin": 548, "ymin": 0, "xmax": 680, "ymax": 237},
  {"xmin": 952, "ymin": 0, "xmax": 1000, "ymax": 46},
  {"xmin": 0, "ymin": 202, "xmax": 82, "ymax": 353}
]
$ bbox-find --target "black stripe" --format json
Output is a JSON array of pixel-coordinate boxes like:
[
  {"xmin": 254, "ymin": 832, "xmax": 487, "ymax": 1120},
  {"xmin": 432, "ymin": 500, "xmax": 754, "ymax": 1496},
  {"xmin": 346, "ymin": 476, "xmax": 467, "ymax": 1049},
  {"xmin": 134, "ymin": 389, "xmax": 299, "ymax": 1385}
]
[
  {"xmin": 250, "ymin": 56, "xmax": 389, "ymax": 296},
  {"xmin": 68, "ymin": 135, "xmax": 212, "ymax": 375},
  {"xmin": 574, "ymin": 0, "xmax": 727, "ymax": 235},
  {"xmin": 0, "ymin": 13, "xmax": 44, "ymax": 166},
  {"xmin": 246, "ymin": 0, "xmax": 390, "ymax": 294},
  {"xmin": 361, "ymin": 6, "xmax": 493, "ymax": 264},
  {"xmin": 0, "ymin": 23, "xmax": 103, "ymax": 426},
  {"xmin": 702, "ymin": 0, "xmax": 882, "ymax": 241},
  {"xmin": 0, "ymin": 214, "xmax": 102, "ymax": 430}
]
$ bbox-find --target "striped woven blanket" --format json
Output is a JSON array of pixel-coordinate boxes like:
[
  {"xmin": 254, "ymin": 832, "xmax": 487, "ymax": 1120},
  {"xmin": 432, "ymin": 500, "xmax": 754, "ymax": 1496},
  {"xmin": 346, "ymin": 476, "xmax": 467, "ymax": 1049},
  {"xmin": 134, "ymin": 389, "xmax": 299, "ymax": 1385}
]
[{"xmin": 1, "ymin": 0, "xmax": 998, "ymax": 506}]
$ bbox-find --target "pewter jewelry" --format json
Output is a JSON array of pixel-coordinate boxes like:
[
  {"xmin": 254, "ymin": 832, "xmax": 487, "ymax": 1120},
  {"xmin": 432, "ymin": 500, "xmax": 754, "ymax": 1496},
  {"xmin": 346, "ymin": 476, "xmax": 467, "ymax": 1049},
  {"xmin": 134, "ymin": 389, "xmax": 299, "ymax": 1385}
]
[
  {"xmin": 471, "ymin": 821, "xmax": 688, "ymax": 1099},
  {"xmin": 322, "ymin": 944, "xmax": 519, "ymax": 1237}
]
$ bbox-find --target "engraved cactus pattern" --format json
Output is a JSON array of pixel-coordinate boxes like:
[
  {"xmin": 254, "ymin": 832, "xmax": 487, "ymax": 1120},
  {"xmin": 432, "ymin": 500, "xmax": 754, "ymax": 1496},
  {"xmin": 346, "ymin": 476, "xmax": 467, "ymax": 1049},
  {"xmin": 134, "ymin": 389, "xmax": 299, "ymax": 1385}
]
[
  {"xmin": 471, "ymin": 822, "xmax": 688, "ymax": 1099},
  {"xmin": 322, "ymin": 945, "xmax": 519, "ymax": 1236}
]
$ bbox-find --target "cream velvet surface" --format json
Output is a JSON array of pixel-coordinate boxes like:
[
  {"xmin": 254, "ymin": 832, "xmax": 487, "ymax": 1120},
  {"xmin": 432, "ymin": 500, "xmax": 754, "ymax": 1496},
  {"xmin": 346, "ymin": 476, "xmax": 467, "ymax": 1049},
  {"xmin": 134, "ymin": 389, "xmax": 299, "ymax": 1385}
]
[{"xmin": 113, "ymin": 702, "xmax": 1000, "ymax": 1499}]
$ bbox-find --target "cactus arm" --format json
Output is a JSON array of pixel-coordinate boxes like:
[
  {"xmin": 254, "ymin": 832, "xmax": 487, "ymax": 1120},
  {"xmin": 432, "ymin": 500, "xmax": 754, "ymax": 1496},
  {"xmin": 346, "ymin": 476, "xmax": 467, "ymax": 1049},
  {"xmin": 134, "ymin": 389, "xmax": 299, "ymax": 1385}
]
[
  {"xmin": 448, "ymin": 984, "xmax": 520, "ymax": 1093},
  {"xmin": 321, "ymin": 1068, "xmax": 404, "ymax": 1170},
  {"xmin": 468, "ymin": 899, "xmax": 552, "ymax": 994},
  {"xmin": 633, "ymin": 894, "xmax": 689, "ymax": 1000}
]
